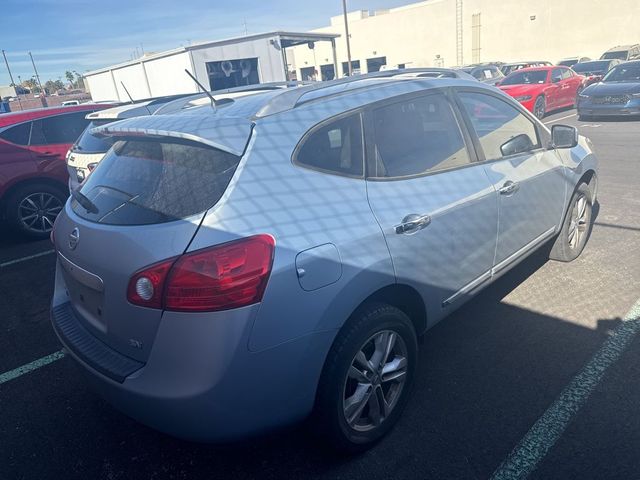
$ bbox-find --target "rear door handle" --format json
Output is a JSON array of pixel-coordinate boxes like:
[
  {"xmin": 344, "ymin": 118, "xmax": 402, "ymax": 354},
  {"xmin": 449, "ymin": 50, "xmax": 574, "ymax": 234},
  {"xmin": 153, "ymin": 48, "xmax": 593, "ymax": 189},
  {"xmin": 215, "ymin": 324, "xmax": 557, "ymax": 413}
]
[
  {"xmin": 499, "ymin": 180, "xmax": 520, "ymax": 195},
  {"xmin": 395, "ymin": 214, "xmax": 431, "ymax": 235}
]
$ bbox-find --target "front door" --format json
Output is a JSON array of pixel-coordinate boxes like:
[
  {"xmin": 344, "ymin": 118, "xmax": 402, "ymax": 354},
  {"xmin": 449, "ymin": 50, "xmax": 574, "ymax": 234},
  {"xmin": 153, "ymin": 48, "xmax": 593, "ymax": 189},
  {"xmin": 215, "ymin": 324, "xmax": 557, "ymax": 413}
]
[
  {"xmin": 456, "ymin": 90, "xmax": 567, "ymax": 271},
  {"xmin": 366, "ymin": 91, "xmax": 499, "ymax": 321}
]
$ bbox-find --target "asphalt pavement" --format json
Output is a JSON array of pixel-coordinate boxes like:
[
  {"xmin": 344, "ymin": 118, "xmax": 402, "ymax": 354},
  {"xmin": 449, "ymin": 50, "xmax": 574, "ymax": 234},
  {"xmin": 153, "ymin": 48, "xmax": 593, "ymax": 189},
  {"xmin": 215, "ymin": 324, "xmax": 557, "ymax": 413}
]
[{"xmin": 0, "ymin": 108, "xmax": 639, "ymax": 480}]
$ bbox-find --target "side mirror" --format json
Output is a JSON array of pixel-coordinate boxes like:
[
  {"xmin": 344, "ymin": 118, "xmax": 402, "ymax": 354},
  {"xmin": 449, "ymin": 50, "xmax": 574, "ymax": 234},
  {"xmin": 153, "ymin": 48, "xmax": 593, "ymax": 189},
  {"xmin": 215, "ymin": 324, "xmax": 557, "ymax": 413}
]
[
  {"xmin": 500, "ymin": 133, "xmax": 535, "ymax": 157},
  {"xmin": 551, "ymin": 124, "xmax": 579, "ymax": 149}
]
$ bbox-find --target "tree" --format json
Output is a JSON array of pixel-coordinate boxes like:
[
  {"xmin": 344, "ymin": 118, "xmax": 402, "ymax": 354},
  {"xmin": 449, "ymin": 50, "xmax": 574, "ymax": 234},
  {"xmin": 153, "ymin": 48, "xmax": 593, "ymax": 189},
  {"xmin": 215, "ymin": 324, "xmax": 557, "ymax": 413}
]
[
  {"xmin": 22, "ymin": 77, "xmax": 40, "ymax": 93},
  {"xmin": 65, "ymin": 70, "xmax": 75, "ymax": 85},
  {"xmin": 73, "ymin": 71, "xmax": 85, "ymax": 90}
]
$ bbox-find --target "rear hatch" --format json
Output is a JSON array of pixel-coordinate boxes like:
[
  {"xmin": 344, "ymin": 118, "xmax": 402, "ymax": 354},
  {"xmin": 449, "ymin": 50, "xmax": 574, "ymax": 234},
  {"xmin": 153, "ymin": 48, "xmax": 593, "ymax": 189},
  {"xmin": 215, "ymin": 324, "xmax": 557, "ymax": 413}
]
[{"xmin": 54, "ymin": 115, "xmax": 252, "ymax": 362}]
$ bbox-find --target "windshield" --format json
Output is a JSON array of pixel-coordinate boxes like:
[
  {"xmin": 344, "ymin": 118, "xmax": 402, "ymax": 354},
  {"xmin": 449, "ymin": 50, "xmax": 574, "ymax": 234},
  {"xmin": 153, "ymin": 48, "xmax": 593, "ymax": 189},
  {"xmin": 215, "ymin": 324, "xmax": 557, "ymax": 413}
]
[
  {"xmin": 500, "ymin": 70, "xmax": 548, "ymax": 85},
  {"xmin": 572, "ymin": 61, "xmax": 611, "ymax": 74},
  {"xmin": 73, "ymin": 120, "xmax": 114, "ymax": 153},
  {"xmin": 72, "ymin": 138, "xmax": 240, "ymax": 225},
  {"xmin": 602, "ymin": 63, "xmax": 640, "ymax": 82},
  {"xmin": 601, "ymin": 51, "xmax": 628, "ymax": 60}
]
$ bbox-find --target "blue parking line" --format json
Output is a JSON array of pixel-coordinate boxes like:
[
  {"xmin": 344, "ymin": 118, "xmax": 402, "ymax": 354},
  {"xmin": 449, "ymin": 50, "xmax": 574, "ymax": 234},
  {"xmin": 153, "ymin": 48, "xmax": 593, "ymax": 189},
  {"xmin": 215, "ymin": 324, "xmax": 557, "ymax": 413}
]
[
  {"xmin": 491, "ymin": 298, "xmax": 640, "ymax": 480},
  {"xmin": 0, "ymin": 350, "xmax": 66, "ymax": 386}
]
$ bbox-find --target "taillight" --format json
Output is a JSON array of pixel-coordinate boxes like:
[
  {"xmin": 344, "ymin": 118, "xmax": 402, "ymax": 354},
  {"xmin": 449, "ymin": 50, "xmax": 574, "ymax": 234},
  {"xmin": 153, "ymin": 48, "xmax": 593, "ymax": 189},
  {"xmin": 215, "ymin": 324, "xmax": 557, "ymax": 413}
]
[{"xmin": 127, "ymin": 235, "xmax": 275, "ymax": 312}]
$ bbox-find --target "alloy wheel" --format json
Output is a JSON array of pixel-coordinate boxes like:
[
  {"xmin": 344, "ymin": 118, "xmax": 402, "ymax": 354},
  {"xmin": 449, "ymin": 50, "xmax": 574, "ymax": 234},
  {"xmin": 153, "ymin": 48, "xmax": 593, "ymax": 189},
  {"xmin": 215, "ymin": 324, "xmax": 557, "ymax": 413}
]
[
  {"xmin": 342, "ymin": 330, "xmax": 408, "ymax": 432},
  {"xmin": 18, "ymin": 192, "xmax": 63, "ymax": 234},
  {"xmin": 568, "ymin": 194, "xmax": 588, "ymax": 249},
  {"xmin": 534, "ymin": 97, "xmax": 545, "ymax": 119}
]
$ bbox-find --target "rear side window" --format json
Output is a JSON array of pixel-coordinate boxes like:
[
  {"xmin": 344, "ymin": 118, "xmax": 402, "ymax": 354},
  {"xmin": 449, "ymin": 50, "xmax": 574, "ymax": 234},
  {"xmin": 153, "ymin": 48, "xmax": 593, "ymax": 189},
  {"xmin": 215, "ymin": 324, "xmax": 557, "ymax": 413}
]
[
  {"xmin": 73, "ymin": 120, "xmax": 114, "ymax": 153},
  {"xmin": 295, "ymin": 113, "xmax": 363, "ymax": 177},
  {"xmin": 458, "ymin": 92, "xmax": 540, "ymax": 161},
  {"xmin": 73, "ymin": 139, "xmax": 240, "ymax": 225},
  {"xmin": 0, "ymin": 122, "xmax": 31, "ymax": 145},
  {"xmin": 30, "ymin": 111, "xmax": 89, "ymax": 145},
  {"xmin": 371, "ymin": 93, "xmax": 471, "ymax": 178}
]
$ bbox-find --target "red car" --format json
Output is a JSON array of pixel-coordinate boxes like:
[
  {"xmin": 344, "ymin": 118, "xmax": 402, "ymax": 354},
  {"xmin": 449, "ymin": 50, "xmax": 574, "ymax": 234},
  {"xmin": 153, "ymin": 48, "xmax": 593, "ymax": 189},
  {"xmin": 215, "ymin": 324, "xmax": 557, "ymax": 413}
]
[
  {"xmin": 498, "ymin": 66, "xmax": 585, "ymax": 119},
  {"xmin": 0, "ymin": 103, "xmax": 115, "ymax": 238}
]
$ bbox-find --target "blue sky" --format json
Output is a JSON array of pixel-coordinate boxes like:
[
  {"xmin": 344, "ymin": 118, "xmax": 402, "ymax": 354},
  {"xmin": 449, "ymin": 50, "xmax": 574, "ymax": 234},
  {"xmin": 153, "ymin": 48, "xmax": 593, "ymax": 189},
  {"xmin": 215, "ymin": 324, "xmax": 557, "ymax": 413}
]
[{"xmin": 1, "ymin": 0, "xmax": 413, "ymax": 85}]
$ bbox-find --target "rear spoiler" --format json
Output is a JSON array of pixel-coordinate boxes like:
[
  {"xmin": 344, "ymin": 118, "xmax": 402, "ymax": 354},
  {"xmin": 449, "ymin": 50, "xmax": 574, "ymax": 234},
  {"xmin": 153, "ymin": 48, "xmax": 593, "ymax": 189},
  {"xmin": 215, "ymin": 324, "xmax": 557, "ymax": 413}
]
[{"xmin": 92, "ymin": 114, "xmax": 252, "ymax": 157}]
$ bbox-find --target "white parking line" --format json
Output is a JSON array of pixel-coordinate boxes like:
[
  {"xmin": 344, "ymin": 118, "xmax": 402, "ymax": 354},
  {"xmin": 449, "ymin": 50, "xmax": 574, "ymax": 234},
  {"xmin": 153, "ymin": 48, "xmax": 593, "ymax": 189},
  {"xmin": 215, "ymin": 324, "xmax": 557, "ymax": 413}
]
[
  {"xmin": 0, "ymin": 350, "xmax": 66, "ymax": 385},
  {"xmin": 544, "ymin": 113, "xmax": 577, "ymax": 124},
  {"xmin": 0, "ymin": 249, "xmax": 55, "ymax": 268},
  {"xmin": 490, "ymin": 298, "xmax": 640, "ymax": 480}
]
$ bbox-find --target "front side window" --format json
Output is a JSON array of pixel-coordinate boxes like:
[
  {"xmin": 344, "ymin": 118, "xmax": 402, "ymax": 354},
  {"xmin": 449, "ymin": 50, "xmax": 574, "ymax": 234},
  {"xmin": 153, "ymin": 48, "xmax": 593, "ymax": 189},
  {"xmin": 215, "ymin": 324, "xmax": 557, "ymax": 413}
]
[
  {"xmin": 371, "ymin": 93, "xmax": 471, "ymax": 178},
  {"xmin": 551, "ymin": 69, "xmax": 563, "ymax": 83},
  {"xmin": 561, "ymin": 69, "xmax": 573, "ymax": 80},
  {"xmin": 295, "ymin": 113, "xmax": 364, "ymax": 177},
  {"xmin": 458, "ymin": 92, "xmax": 540, "ymax": 161},
  {"xmin": 72, "ymin": 139, "xmax": 240, "ymax": 225}
]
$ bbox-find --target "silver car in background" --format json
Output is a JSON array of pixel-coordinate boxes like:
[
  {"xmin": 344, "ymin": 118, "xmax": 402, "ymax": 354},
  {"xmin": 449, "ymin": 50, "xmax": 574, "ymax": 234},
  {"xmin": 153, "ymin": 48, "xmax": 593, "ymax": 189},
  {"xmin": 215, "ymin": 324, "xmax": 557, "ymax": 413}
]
[{"xmin": 51, "ymin": 69, "xmax": 598, "ymax": 452}]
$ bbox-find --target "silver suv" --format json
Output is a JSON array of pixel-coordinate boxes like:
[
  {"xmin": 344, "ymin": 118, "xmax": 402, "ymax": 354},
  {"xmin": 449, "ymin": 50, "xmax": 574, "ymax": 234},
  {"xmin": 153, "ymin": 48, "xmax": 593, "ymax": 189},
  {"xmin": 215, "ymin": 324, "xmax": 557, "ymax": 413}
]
[{"xmin": 51, "ymin": 70, "xmax": 598, "ymax": 451}]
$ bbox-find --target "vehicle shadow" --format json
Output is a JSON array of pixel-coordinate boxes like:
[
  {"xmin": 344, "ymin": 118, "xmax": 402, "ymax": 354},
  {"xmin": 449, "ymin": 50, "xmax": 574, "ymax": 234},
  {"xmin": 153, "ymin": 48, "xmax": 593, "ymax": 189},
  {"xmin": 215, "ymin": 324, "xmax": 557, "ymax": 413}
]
[{"xmin": 2, "ymin": 247, "xmax": 631, "ymax": 480}]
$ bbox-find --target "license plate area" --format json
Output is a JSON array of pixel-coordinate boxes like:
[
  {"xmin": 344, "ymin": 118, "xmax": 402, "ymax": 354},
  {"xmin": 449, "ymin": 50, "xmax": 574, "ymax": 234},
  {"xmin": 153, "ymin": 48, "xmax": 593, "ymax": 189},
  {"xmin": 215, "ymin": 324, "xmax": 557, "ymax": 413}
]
[{"xmin": 58, "ymin": 252, "xmax": 106, "ymax": 334}]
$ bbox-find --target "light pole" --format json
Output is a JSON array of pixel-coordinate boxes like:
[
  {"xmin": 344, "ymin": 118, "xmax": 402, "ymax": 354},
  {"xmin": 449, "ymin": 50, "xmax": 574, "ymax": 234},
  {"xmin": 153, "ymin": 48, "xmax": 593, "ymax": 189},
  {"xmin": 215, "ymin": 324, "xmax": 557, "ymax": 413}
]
[
  {"xmin": 28, "ymin": 51, "xmax": 47, "ymax": 106},
  {"xmin": 2, "ymin": 49, "xmax": 23, "ymax": 109},
  {"xmin": 342, "ymin": 0, "xmax": 353, "ymax": 76}
]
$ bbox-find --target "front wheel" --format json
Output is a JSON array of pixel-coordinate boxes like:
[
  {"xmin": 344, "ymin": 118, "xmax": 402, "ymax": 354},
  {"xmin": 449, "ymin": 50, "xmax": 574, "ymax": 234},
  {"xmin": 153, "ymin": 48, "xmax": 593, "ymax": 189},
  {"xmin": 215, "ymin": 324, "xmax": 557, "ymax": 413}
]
[
  {"xmin": 549, "ymin": 182, "xmax": 593, "ymax": 262},
  {"xmin": 533, "ymin": 96, "xmax": 546, "ymax": 120},
  {"xmin": 313, "ymin": 303, "xmax": 418, "ymax": 453}
]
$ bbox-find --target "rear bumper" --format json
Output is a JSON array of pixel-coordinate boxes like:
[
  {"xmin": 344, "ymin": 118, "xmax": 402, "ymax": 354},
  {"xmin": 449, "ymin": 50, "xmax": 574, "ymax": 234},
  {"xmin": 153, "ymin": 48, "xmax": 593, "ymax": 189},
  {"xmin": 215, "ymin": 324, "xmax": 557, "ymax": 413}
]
[{"xmin": 51, "ymin": 296, "xmax": 334, "ymax": 442}]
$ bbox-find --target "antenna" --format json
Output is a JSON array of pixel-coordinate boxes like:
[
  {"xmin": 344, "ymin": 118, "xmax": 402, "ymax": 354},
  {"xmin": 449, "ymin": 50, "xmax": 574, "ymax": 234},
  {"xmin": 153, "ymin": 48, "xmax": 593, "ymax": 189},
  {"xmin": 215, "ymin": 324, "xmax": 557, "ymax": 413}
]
[
  {"xmin": 184, "ymin": 69, "xmax": 217, "ymax": 111},
  {"xmin": 120, "ymin": 82, "xmax": 152, "ymax": 114}
]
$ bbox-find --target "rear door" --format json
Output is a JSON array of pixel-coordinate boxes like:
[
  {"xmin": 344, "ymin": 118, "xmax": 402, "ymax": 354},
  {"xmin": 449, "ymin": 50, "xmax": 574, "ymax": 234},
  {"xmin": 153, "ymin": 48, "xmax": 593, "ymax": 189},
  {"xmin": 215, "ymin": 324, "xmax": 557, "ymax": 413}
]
[
  {"xmin": 0, "ymin": 122, "xmax": 35, "ymax": 185},
  {"xmin": 549, "ymin": 68, "xmax": 565, "ymax": 108},
  {"xmin": 365, "ymin": 91, "xmax": 499, "ymax": 318},
  {"xmin": 53, "ymin": 137, "xmax": 244, "ymax": 362},
  {"xmin": 455, "ymin": 90, "xmax": 566, "ymax": 272}
]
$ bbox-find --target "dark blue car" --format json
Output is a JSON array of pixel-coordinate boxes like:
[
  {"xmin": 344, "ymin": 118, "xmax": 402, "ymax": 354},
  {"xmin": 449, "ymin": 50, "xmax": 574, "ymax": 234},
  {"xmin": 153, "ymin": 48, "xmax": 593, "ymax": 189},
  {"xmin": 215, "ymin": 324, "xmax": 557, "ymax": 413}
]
[{"xmin": 577, "ymin": 60, "xmax": 640, "ymax": 120}]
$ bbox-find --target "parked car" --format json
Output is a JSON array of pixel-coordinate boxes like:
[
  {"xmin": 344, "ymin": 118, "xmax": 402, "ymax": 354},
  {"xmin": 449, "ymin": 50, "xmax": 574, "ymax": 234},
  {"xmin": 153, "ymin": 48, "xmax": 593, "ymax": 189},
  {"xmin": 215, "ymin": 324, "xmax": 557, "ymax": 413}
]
[
  {"xmin": 498, "ymin": 66, "xmax": 585, "ymax": 118},
  {"xmin": 51, "ymin": 71, "xmax": 597, "ymax": 452},
  {"xmin": 600, "ymin": 44, "xmax": 640, "ymax": 61},
  {"xmin": 67, "ymin": 94, "xmax": 194, "ymax": 191},
  {"xmin": 456, "ymin": 63, "xmax": 505, "ymax": 86},
  {"xmin": 577, "ymin": 60, "xmax": 640, "ymax": 120},
  {"xmin": 61, "ymin": 100, "xmax": 80, "ymax": 106},
  {"xmin": 571, "ymin": 59, "xmax": 623, "ymax": 87},
  {"xmin": 557, "ymin": 57, "xmax": 591, "ymax": 67},
  {"xmin": 0, "ymin": 104, "xmax": 114, "ymax": 237},
  {"xmin": 500, "ymin": 61, "xmax": 552, "ymax": 76}
]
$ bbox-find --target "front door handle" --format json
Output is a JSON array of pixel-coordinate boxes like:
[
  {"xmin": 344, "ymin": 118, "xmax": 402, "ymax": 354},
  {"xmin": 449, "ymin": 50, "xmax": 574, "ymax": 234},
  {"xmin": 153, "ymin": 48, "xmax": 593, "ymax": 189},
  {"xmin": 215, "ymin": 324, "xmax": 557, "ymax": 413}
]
[
  {"xmin": 499, "ymin": 180, "xmax": 520, "ymax": 196},
  {"xmin": 395, "ymin": 214, "xmax": 431, "ymax": 235},
  {"xmin": 36, "ymin": 152, "xmax": 58, "ymax": 159}
]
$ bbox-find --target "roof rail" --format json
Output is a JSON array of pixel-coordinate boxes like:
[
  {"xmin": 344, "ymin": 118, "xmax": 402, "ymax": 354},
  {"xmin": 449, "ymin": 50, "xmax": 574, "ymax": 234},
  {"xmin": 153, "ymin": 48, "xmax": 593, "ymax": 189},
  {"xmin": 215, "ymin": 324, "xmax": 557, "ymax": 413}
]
[
  {"xmin": 254, "ymin": 68, "xmax": 474, "ymax": 118},
  {"xmin": 152, "ymin": 81, "xmax": 311, "ymax": 115}
]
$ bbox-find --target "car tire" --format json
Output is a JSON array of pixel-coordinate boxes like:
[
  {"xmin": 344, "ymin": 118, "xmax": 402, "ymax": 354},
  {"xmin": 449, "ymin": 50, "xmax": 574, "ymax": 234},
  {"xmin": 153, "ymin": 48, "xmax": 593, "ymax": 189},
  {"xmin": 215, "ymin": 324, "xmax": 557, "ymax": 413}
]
[
  {"xmin": 313, "ymin": 303, "xmax": 418, "ymax": 453},
  {"xmin": 549, "ymin": 182, "xmax": 592, "ymax": 262},
  {"xmin": 533, "ymin": 96, "xmax": 546, "ymax": 119},
  {"xmin": 578, "ymin": 114, "xmax": 592, "ymax": 121},
  {"xmin": 5, "ymin": 183, "xmax": 67, "ymax": 239}
]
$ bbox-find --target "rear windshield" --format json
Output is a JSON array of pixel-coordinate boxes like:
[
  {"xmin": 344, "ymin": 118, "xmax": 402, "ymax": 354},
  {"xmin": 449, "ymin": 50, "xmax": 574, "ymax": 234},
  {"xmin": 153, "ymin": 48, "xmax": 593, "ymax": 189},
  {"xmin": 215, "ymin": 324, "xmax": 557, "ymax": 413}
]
[
  {"xmin": 73, "ymin": 120, "xmax": 114, "ymax": 153},
  {"xmin": 601, "ymin": 51, "xmax": 628, "ymax": 60},
  {"xmin": 501, "ymin": 70, "xmax": 548, "ymax": 85},
  {"xmin": 72, "ymin": 139, "xmax": 240, "ymax": 225},
  {"xmin": 572, "ymin": 61, "xmax": 611, "ymax": 74}
]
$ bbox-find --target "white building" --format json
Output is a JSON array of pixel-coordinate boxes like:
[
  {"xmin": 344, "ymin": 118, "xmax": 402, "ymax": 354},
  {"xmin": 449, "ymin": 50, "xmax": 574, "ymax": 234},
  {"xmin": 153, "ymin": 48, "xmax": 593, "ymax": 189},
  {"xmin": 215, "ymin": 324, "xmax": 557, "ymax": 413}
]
[
  {"xmin": 291, "ymin": 0, "xmax": 640, "ymax": 79},
  {"xmin": 84, "ymin": 31, "xmax": 339, "ymax": 102}
]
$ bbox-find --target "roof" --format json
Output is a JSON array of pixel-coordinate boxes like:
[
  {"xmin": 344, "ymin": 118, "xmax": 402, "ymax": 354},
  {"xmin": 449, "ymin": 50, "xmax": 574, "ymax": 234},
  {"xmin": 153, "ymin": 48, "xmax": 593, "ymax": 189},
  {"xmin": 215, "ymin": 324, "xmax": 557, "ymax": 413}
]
[
  {"xmin": 85, "ymin": 94, "xmax": 193, "ymax": 120},
  {"xmin": 604, "ymin": 44, "xmax": 639, "ymax": 52},
  {"xmin": 0, "ymin": 103, "xmax": 115, "ymax": 128},
  {"xmin": 84, "ymin": 31, "xmax": 340, "ymax": 77}
]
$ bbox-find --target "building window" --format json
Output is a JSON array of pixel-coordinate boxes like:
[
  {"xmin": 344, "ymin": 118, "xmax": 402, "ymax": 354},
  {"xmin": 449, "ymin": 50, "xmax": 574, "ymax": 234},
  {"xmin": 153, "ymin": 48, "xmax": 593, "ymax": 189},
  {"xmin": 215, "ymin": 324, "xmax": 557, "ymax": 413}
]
[
  {"xmin": 206, "ymin": 58, "xmax": 260, "ymax": 91},
  {"xmin": 300, "ymin": 66, "xmax": 317, "ymax": 81},
  {"xmin": 366, "ymin": 57, "xmax": 387, "ymax": 73},
  {"xmin": 341, "ymin": 60, "xmax": 361, "ymax": 76},
  {"xmin": 320, "ymin": 64, "xmax": 336, "ymax": 81}
]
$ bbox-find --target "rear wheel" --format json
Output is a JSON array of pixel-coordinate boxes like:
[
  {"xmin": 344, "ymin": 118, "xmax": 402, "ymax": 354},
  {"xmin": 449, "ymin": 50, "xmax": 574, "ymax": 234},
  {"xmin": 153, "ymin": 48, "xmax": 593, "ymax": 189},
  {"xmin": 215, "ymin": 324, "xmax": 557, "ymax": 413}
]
[
  {"xmin": 313, "ymin": 303, "xmax": 418, "ymax": 453},
  {"xmin": 5, "ymin": 184, "xmax": 67, "ymax": 239},
  {"xmin": 533, "ymin": 96, "xmax": 546, "ymax": 119},
  {"xmin": 549, "ymin": 183, "xmax": 592, "ymax": 262}
]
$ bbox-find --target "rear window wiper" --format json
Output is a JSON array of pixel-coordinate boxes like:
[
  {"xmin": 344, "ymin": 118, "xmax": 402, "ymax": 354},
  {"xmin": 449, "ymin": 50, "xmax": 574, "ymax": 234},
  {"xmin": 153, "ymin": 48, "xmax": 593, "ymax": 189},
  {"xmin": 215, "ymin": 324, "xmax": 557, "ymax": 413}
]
[{"xmin": 70, "ymin": 189, "xmax": 99, "ymax": 214}]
